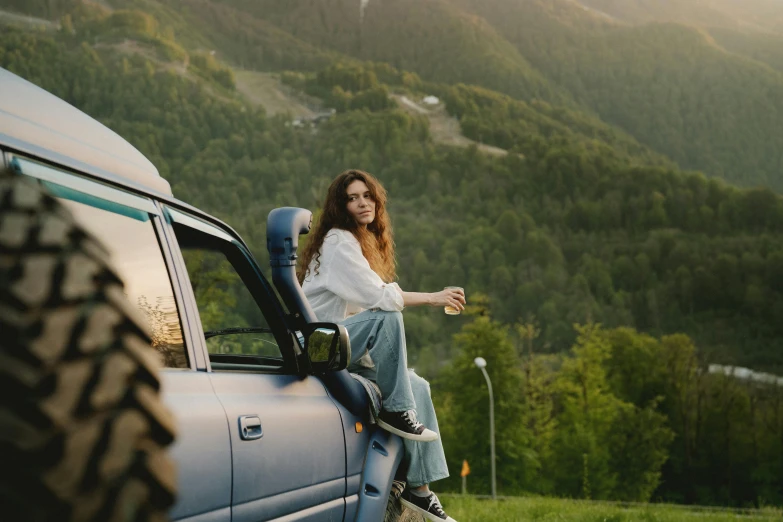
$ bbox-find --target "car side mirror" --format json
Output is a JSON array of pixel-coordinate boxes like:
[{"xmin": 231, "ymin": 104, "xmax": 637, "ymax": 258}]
[{"xmin": 302, "ymin": 322, "xmax": 351, "ymax": 373}]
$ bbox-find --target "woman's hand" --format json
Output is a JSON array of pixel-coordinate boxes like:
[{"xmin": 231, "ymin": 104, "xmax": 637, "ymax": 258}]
[{"xmin": 430, "ymin": 287, "xmax": 466, "ymax": 312}]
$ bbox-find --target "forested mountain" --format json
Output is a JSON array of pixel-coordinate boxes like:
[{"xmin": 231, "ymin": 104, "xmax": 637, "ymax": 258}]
[
  {"xmin": 210, "ymin": 0, "xmax": 569, "ymax": 105},
  {"xmin": 709, "ymin": 26, "xmax": 783, "ymax": 73},
  {"xmin": 5, "ymin": 0, "xmax": 783, "ymax": 507},
  {"xmin": 449, "ymin": 0, "xmax": 783, "ymax": 190},
  {"xmin": 529, "ymin": 22, "xmax": 783, "ymax": 189},
  {"xmin": 0, "ymin": 0, "xmax": 79, "ymax": 18},
  {"xmin": 568, "ymin": 0, "xmax": 783, "ymax": 76},
  {"xmin": 147, "ymin": 0, "xmax": 783, "ymax": 191},
  {"xmin": 5, "ymin": 0, "xmax": 783, "ymax": 382},
  {"xmin": 120, "ymin": 0, "xmax": 342, "ymax": 71}
]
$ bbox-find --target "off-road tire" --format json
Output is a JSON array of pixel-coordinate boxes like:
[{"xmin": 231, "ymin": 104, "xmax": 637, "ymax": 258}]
[{"xmin": 0, "ymin": 169, "xmax": 177, "ymax": 522}]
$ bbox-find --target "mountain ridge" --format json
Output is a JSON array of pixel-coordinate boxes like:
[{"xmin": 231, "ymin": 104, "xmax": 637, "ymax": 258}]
[
  {"xmin": 575, "ymin": 0, "xmax": 783, "ymax": 34},
  {"xmin": 6, "ymin": 0, "xmax": 783, "ymax": 189},
  {"xmin": 444, "ymin": 0, "xmax": 783, "ymax": 189}
]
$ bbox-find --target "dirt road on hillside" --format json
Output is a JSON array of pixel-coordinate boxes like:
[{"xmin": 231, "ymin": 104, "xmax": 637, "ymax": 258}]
[
  {"xmin": 0, "ymin": 9, "xmax": 58, "ymax": 30},
  {"xmin": 392, "ymin": 95, "xmax": 509, "ymax": 157},
  {"xmin": 230, "ymin": 73, "xmax": 510, "ymax": 156}
]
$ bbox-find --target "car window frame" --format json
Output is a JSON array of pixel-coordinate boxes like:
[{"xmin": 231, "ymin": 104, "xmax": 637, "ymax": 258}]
[
  {"xmin": 161, "ymin": 205, "xmax": 299, "ymax": 375},
  {"xmin": 5, "ymin": 153, "xmax": 197, "ymax": 371}
]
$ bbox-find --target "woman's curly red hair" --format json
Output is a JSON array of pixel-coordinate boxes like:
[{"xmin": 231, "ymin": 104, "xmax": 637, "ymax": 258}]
[{"xmin": 298, "ymin": 169, "xmax": 396, "ymax": 283}]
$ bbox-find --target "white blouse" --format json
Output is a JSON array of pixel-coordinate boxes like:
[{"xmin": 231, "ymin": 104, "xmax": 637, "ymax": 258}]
[{"xmin": 302, "ymin": 228, "xmax": 404, "ymax": 323}]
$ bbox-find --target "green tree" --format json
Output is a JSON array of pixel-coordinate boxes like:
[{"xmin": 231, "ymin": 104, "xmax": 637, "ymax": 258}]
[
  {"xmin": 550, "ymin": 324, "xmax": 620, "ymax": 499},
  {"xmin": 515, "ymin": 320, "xmax": 557, "ymax": 493},
  {"xmin": 437, "ymin": 313, "xmax": 528, "ymax": 494}
]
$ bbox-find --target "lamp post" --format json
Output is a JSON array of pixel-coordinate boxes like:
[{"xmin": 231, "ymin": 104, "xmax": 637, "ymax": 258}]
[{"xmin": 473, "ymin": 356, "xmax": 496, "ymax": 500}]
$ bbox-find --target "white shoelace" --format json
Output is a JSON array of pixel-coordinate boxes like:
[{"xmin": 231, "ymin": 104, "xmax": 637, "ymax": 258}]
[
  {"xmin": 427, "ymin": 493, "xmax": 446, "ymax": 517},
  {"xmin": 402, "ymin": 410, "xmax": 424, "ymax": 430}
]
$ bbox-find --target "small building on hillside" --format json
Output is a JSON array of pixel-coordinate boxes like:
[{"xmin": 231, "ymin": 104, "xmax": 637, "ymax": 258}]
[
  {"xmin": 290, "ymin": 108, "xmax": 337, "ymax": 129},
  {"xmin": 709, "ymin": 364, "xmax": 783, "ymax": 387}
]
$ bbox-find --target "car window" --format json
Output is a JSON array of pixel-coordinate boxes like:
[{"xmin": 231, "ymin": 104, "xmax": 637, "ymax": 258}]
[
  {"xmin": 167, "ymin": 208, "xmax": 293, "ymax": 372},
  {"xmin": 12, "ymin": 157, "xmax": 189, "ymax": 369}
]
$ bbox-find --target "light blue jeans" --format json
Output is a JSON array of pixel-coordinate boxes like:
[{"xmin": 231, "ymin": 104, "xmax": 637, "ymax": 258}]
[{"xmin": 341, "ymin": 309, "xmax": 450, "ymax": 488}]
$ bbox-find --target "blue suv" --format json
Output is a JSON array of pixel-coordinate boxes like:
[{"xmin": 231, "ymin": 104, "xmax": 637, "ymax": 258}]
[{"xmin": 0, "ymin": 66, "xmax": 403, "ymax": 522}]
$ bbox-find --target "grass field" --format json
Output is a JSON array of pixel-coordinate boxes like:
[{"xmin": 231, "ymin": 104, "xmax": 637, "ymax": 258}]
[
  {"xmin": 434, "ymin": 495, "xmax": 783, "ymax": 521},
  {"xmin": 233, "ymin": 70, "xmax": 317, "ymax": 118}
]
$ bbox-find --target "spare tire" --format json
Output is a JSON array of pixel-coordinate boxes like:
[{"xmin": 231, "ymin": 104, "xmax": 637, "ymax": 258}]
[{"xmin": 0, "ymin": 168, "xmax": 177, "ymax": 522}]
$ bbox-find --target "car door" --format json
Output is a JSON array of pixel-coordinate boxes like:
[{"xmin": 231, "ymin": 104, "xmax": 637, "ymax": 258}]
[
  {"xmin": 164, "ymin": 206, "xmax": 348, "ymax": 522},
  {"xmin": 7, "ymin": 154, "xmax": 233, "ymax": 522}
]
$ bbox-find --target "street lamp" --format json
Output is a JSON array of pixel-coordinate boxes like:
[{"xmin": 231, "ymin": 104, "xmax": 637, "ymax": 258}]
[{"xmin": 473, "ymin": 356, "xmax": 496, "ymax": 500}]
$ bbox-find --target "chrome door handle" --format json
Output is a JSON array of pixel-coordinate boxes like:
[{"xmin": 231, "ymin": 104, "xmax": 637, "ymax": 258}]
[{"xmin": 239, "ymin": 415, "xmax": 263, "ymax": 441}]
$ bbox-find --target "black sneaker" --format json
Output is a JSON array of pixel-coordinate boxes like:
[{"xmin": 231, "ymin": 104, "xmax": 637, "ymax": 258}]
[
  {"xmin": 400, "ymin": 489, "xmax": 456, "ymax": 522},
  {"xmin": 377, "ymin": 409, "xmax": 438, "ymax": 442}
]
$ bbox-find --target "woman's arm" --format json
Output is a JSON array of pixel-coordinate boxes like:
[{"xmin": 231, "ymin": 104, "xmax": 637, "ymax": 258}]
[
  {"xmin": 399, "ymin": 290, "xmax": 433, "ymax": 307},
  {"xmin": 323, "ymin": 231, "xmax": 465, "ymax": 313},
  {"xmin": 397, "ymin": 286, "xmax": 466, "ymax": 312}
]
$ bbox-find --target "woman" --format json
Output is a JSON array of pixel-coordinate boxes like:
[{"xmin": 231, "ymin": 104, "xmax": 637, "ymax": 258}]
[{"xmin": 300, "ymin": 169, "xmax": 464, "ymax": 522}]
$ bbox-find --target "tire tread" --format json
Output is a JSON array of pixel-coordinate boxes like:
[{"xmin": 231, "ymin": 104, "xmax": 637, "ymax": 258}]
[{"xmin": 0, "ymin": 171, "xmax": 177, "ymax": 522}]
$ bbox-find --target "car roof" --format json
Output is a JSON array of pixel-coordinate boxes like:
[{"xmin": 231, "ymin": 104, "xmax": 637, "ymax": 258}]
[
  {"xmin": 0, "ymin": 67, "xmax": 251, "ymax": 253},
  {"xmin": 0, "ymin": 66, "xmax": 172, "ymax": 196}
]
